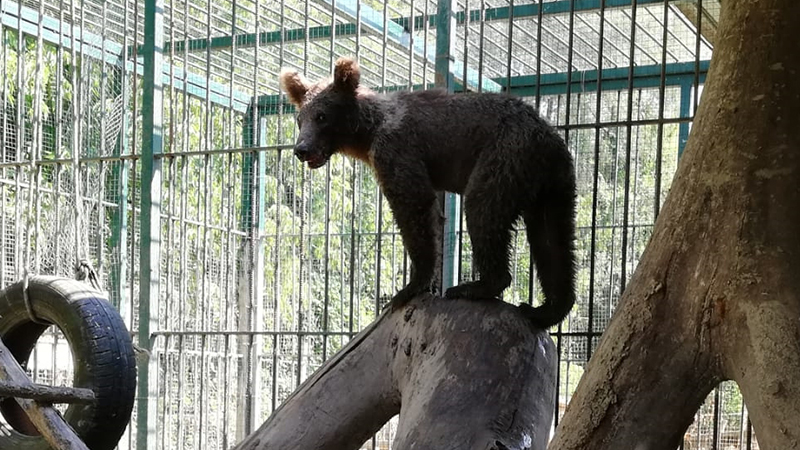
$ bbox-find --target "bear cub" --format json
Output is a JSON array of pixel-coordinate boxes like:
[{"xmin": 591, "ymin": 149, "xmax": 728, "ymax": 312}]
[{"xmin": 280, "ymin": 57, "xmax": 577, "ymax": 329}]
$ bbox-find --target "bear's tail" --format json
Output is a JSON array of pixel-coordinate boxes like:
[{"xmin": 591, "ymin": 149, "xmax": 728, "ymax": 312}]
[{"xmin": 520, "ymin": 168, "xmax": 577, "ymax": 330}]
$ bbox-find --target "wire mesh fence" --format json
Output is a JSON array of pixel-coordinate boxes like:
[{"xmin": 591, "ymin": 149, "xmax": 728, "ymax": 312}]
[{"xmin": 0, "ymin": 0, "xmax": 761, "ymax": 449}]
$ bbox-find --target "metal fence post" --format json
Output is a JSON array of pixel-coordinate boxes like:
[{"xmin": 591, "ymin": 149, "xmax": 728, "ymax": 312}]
[
  {"xmin": 138, "ymin": 0, "xmax": 163, "ymax": 448},
  {"xmin": 110, "ymin": 67, "xmax": 129, "ymax": 313},
  {"xmin": 435, "ymin": 0, "xmax": 460, "ymax": 292},
  {"xmin": 237, "ymin": 99, "xmax": 267, "ymax": 439}
]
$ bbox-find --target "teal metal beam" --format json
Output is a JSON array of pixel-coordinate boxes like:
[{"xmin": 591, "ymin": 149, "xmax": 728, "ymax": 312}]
[
  {"xmin": 678, "ymin": 79, "xmax": 693, "ymax": 157},
  {"xmin": 138, "ymin": 0, "xmax": 163, "ymax": 449},
  {"xmin": 504, "ymin": 60, "xmax": 710, "ymax": 96},
  {"xmin": 435, "ymin": 0, "xmax": 460, "ymax": 292},
  {"xmin": 254, "ymin": 60, "xmax": 710, "ymax": 116}
]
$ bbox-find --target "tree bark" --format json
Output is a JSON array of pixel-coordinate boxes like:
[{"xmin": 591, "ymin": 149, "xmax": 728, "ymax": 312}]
[
  {"xmin": 232, "ymin": 295, "xmax": 557, "ymax": 450},
  {"xmin": 549, "ymin": 1, "xmax": 800, "ymax": 449}
]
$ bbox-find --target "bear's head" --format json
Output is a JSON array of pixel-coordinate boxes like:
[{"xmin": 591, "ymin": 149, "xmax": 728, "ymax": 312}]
[{"xmin": 280, "ymin": 57, "xmax": 363, "ymax": 169}]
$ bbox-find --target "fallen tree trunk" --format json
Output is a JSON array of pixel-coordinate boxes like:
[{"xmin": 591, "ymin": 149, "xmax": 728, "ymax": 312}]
[
  {"xmin": 549, "ymin": 1, "xmax": 800, "ymax": 449},
  {"xmin": 232, "ymin": 294, "xmax": 557, "ymax": 450}
]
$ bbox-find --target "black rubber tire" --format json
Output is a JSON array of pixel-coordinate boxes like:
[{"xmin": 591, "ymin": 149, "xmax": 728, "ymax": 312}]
[{"xmin": 0, "ymin": 275, "xmax": 137, "ymax": 450}]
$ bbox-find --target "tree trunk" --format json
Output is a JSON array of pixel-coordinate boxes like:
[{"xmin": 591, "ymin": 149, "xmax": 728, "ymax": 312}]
[
  {"xmin": 549, "ymin": 1, "xmax": 800, "ymax": 449},
  {"xmin": 231, "ymin": 295, "xmax": 557, "ymax": 450}
]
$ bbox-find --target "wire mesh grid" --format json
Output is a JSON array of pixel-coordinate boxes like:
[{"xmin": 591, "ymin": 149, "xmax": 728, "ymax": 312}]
[{"xmin": 0, "ymin": 0, "xmax": 764, "ymax": 449}]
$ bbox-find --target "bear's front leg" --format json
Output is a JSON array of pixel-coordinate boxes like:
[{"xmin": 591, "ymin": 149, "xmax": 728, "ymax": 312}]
[{"xmin": 374, "ymin": 159, "xmax": 442, "ymax": 312}]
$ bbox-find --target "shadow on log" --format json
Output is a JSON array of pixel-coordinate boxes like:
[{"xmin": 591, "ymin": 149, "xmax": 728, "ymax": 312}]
[{"xmin": 232, "ymin": 294, "xmax": 557, "ymax": 450}]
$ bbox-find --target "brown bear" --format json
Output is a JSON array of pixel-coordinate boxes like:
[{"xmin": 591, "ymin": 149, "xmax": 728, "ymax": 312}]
[{"xmin": 279, "ymin": 57, "xmax": 577, "ymax": 329}]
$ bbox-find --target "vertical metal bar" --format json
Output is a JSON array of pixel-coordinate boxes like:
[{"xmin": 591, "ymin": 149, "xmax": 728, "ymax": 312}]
[
  {"xmin": 175, "ymin": 0, "xmax": 189, "ymax": 446},
  {"xmin": 272, "ymin": 0, "xmax": 286, "ymax": 416},
  {"xmin": 619, "ymin": 0, "xmax": 637, "ymax": 294},
  {"xmin": 127, "ymin": 2, "xmax": 141, "ymax": 444},
  {"xmin": 630, "ymin": 90, "xmax": 642, "ymax": 263},
  {"xmin": 373, "ymin": 0, "xmax": 387, "ymax": 319},
  {"xmin": 712, "ymin": 386, "xmax": 721, "ymax": 450},
  {"xmin": 221, "ymin": 334, "xmax": 231, "ymax": 449},
  {"xmin": 653, "ymin": 0, "xmax": 669, "ymax": 218},
  {"xmin": 693, "ymin": 0, "xmax": 703, "ymax": 115},
  {"xmin": 550, "ymin": 0, "xmax": 576, "ymax": 429},
  {"xmin": 458, "ymin": 0, "xmax": 473, "ymax": 284},
  {"xmin": 222, "ymin": 0, "xmax": 237, "ymax": 441},
  {"xmin": 605, "ymin": 92, "xmax": 622, "ymax": 310},
  {"xmin": 253, "ymin": 116, "xmax": 267, "ymax": 426},
  {"xmin": 74, "ymin": 0, "xmax": 86, "ymax": 270},
  {"xmin": 240, "ymin": 85, "xmax": 266, "ymax": 439},
  {"xmin": 322, "ymin": 0, "xmax": 337, "ymax": 363},
  {"xmin": 254, "ymin": 0, "xmax": 266, "ymax": 427},
  {"xmin": 678, "ymin": 79, "xmax": 692, "ymax": 158},
  {"xmin": 52, "ymin": 0, "xmax": 64, "ymax": 282},
  {"xmin": 436, "ymin": 0, "xmax": 457, "ymax": 293},
  {"xmin": 505, "ymin": 0, "xmax": 514, "ymax": 88},
  {"xmin": 198, "ymin": 0, "xmax": 214, "ymax": 444},
  {"xmin": 587, "ymin": 0, "xmax": 607, "ymax": 364},
  {"xmin": 0, "ymin": 1, "xmax": 7, "ymax": 286},
  {"xmin": 96, "ymin": 0, "xmax": 109, "ymax": 281},
  {"xmin": 296, "ymin": 0, "xmax": 312, "ymax": 391},
  {"xmin": 746, "ymin": 416, "xmax": 753, "ymax": 450},
  {"xmin": 138, "ymin": 0, "xmax": 164, "ymax": 448},
  {"xmin": 534, "ymin": 0, "xmax": 544, "ymax": 110},
  {"xmin": 32, "ymin": 0, "xmax": 45, "ymax": 276},
  {"xmin": 111, "ymin": 0, "xmax": 130, "ymax": 314},
  {"xmin": 14, "ymin": 0, "xmax": 24, "ymax": 281}
]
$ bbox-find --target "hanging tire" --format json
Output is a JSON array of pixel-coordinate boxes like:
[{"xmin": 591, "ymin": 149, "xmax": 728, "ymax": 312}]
[{"xmin": 0, "ymin": 275, "xmax": 137, "ymax": 450}]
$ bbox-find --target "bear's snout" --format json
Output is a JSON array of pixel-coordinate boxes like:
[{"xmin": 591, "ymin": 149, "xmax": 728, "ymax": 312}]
[{"xmin": 294, "ymin": 140, "xmax": 311, "ymax": 161}]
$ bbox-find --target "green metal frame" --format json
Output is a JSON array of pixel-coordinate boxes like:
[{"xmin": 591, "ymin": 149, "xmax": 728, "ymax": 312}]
[
  {"xmin": 138, "ymin": 0, "xmax": 163, "ymax": 448},
  {"xmin": 679, "ymin": 78, "xmax": 694, "ymax": 156},
  {"xmin": 435, "ymin": 0, "xmax": 460, "ymax": 292},
  {"xmin": 238, "ymin": 103, "xmax": 268, "ymax": 436}
]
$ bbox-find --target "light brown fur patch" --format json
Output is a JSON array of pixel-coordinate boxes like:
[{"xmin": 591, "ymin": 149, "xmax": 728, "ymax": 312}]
[
  {"xmin": 279, "ymin": 69, "xmax": 310, "ymax": 106},
  {"xmin": 339, "ymin": 145, "xmax": 372, "ymax": 165},
  {"xmin": 333, "ymin": 57, "xmax": 360, "ymax": 92}
]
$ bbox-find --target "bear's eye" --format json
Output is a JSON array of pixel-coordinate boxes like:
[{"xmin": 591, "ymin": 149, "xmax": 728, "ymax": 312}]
[{"xmin": 315, "ymin": 112, "xmax": 326, "ymax": 123}]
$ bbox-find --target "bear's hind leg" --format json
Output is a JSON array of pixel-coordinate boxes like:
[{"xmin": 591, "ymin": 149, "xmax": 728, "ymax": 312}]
[{"xmin": 444, "ymin": 158, "xmax": 521, "ymax": 301}]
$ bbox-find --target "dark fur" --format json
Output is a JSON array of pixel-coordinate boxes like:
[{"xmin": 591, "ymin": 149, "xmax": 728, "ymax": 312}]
[{"xmin": 280, "ymin": 57, "xmax": 577, "ymax": 329}]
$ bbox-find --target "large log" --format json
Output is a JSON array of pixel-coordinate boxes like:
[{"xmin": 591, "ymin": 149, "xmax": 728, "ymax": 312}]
[
  {"xmin": 548, "ymin": 1, "xmax": 800, "ymax": 449},
  {"xmin": 232, "ymin": 294, "xmax": 557, "ymax": 450}
]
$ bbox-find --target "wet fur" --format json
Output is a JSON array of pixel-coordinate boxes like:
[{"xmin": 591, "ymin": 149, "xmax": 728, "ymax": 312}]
[{"xmin": 280, "ymin": 57, "xmax": 577, "ymax": 329}]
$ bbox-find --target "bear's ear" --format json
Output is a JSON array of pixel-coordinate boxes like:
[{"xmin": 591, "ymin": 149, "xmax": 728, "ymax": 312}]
[
  {"xmin": 280, "ymin": 69, "xmax": 310, "ymax": 106},
  {"xmin": 333, "ymin": 57, "xmax": 360, "ymax": 93}
]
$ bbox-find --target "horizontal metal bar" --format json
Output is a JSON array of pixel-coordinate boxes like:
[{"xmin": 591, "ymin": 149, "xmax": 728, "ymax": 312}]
[
  {"xmin": 254, "ymin": 60, "xmax": 709, "ymax": 116},
  {"xmin": 152, "ymin": 330, "xmax": 361, "ymax": 337},
  {"xmin": 151, "ymin": 329, "xmax": 606, "ymax": 338},
  {"xmin": 0, "ymin": 381, "xmax": 96, "ymax": 405},
  {"xmin": 502, "ymin": 60, "xmax": 710, "ymax": 92}
]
